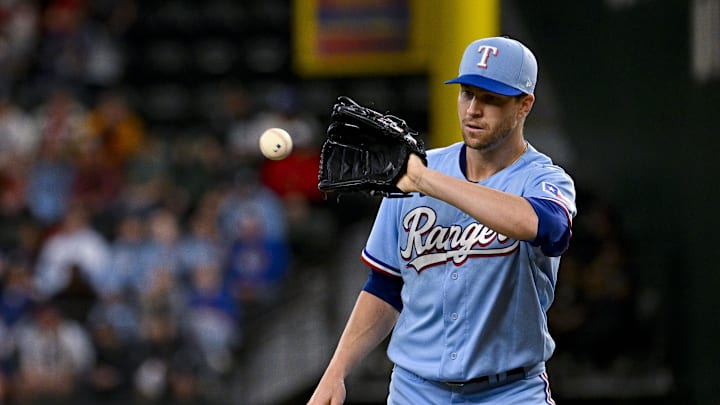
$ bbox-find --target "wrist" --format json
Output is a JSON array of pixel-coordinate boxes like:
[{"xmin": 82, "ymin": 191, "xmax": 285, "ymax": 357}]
[
  {"xmin": 411, "ymin": 162, "xmax": 431, "ymax": 194},
  {"xmin": 406, "ymin": 154, "xmax": 427, "ymax": 191},
  {"xmin": 324, "ymin": 359, "xmax": 350, "ymax": 380}
]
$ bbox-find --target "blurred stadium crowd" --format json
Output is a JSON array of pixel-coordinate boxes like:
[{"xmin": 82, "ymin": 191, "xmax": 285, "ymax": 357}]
[
  {"xmin": 0, "ymin": 1, "xmax": 347, "ymax": 403},
  {"xmin": 0, "ymin": 0, "xmax": 671, "ymax": 404}
]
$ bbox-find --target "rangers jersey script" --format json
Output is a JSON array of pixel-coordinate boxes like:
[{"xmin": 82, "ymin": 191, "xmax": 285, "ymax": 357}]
[{"xmin": 361, "ymin": 141, "xmax": 577, "ymax": 383}]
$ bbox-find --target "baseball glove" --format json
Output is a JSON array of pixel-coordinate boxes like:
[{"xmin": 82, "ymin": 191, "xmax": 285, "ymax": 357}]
[{"xmin": 318, "ymin": 96, "xmax": 426, "ymax": 198}]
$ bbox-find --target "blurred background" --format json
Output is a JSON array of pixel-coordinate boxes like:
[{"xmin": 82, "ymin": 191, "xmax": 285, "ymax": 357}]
[{"xmin": 0, "ymin": 0, "xmax": 718, "ymax": 404}]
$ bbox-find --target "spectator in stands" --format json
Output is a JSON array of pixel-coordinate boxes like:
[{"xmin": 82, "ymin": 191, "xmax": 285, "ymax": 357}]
[
  {"xmin": 0, "ymin": 256, "xmax": 36, "ymax": 328},
  {"xmin": 136, "ymin": 266, "xmax": 186, "ymax": 329},
  {"xmin": 25, "ymin": 140, "xmax": 76, "ymax": 226},
  {"xmin": 0, "ymin": 162, "xmax": 32, "ymax": 240},
  {"xmin": 90, "ymin": 203, "xmax": 143, "ymax": 331},
  {"xmin": 179, "ymin": 207, "xmax": 225, "ymax": 282},
  {"xmin": 133, "ymin": 208, "xmax": 185, "ymax": 292},
  {"xmin": 117, "ymin": 137, "xmax": 176, "ymax": 218},
  {"xmin": 0, "ymin": 92, "xmax": 39, "ymax": 168},
  {"xmin": 81, "ymin": 88, "xmax": 145, "ymax": 171},
  {"xmin": 183, "ymin": 261, "xmax": 241, "ymax": 375},
  {"xmin": 216, "ymin": 167, "xmax": 288, "ymax": 244},
  {"xmin": 71, "ymin": 126, "xmax": 124, "ymax": 221},
  {"xmin": 35, "ymin": 86, "xmax": 124, "ymax": 224},
  {"xmin": 86, "ymin": 290, "xmax": 139, "ymax": 347},
  {"xmin": 0, "ymin": 1, "xmax": 40, "ymax": 85},
  {"xmin": 100, "ymin": 211, "xmax": 147, "ymax": 298},
  {"xmin": 0, "ymin": 93, "xmax": 38, "ymax": 230},
  {"xmin": 85, "ymin": 302, "xmax": 136, "ymax": 402},
  {"xmin": 32, "ymin": 85, "xmax": 87, "ymax": 160},
  {"xmin": 12, "ymin": 302, "xmax": 95, "ymax": 403},
  {"xmin": 169, "ymin": 133, "xmax": 228, "ymax": 210},
  {"xmin": 131, "ymin": 310, "xmax": 203, "ymax": 403},
  {"xmin": 226, "ymin": 212, "xmax": 291, "ymax": 306},
  {"xmin": 0, "ymin": 217, "xmax": 43, "ymax": 273},
  {"xmin": 32, "ymin": 204, "xmax": 110, "ymax": 316}
]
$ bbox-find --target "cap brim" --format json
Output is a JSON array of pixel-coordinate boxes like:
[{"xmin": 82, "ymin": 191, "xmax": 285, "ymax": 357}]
[{"xmin": 444, "ymin": 75, "xmax": 524, "ymax": 96}]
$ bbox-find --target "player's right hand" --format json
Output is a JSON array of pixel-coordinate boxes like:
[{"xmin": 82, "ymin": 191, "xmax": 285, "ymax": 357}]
[{"xmin": 306, "ymin": 376, "xmax": 346, "ymax": 405}]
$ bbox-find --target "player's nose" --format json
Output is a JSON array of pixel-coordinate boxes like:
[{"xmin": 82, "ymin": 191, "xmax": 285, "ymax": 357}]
[{"xmin": 465, "ymin": 98, "xmax": 483, "ymax": 116}]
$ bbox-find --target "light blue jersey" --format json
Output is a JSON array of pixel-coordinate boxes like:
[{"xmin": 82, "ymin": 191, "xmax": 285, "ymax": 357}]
[{"xmin": 361, "ymin": 141, "xmax": 576, "ymax": 383}]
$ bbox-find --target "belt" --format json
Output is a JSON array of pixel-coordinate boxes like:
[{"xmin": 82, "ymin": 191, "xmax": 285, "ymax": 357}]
[{"xmin": 444, "ymin": 366, "xmax": 528, "ymax": 387}]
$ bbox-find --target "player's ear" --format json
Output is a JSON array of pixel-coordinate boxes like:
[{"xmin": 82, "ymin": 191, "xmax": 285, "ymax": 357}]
[{"xmin": 517, "ymin": 94, "xmax": 535, "ymax": 119}]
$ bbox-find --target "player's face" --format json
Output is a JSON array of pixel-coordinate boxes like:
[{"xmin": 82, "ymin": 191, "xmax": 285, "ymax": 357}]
[{"xmin": 457, "ymin": 85, "xmax": 530, "ymax": 152}]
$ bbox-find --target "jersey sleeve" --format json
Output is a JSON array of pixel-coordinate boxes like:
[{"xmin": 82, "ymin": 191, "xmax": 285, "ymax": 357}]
[
  {"xmin": 527, "ymin": 197, "xmax": 572, "ymax": 256},
  {"xmin": 524, "ymin": 169, "xmax": 577, "ymax": 256},
  {"xmin": 362, "ymin": 269, "xmax": 403, "ymax": 312},
  {"xmin": 361, "ymin": 198, "xmax": 403, "ymax": 278}
]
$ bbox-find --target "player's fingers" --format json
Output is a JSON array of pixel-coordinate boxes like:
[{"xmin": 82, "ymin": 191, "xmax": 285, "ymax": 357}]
[
  {"xmin": 307, "ymin": 397, "xmax": 339, "ymax": 405},
  {"xmin": 307, "ymin": 389, "xmax": 344, "ymax": 405}
]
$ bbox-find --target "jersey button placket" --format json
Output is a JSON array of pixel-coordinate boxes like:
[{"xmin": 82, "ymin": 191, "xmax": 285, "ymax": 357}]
[{"xmin": 446, "ymin": 271, "xmax": 461, "ymax": 365}]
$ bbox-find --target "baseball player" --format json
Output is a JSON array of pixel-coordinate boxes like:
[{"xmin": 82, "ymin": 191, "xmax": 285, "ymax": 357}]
[{"xmin": 308, "ymin": 36, "xmax": 576, "ymax": 405}]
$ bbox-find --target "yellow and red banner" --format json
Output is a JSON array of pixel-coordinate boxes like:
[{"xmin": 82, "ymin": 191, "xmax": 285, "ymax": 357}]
[{"xmin": 293, "ymin": 0, "xmax": 430, "ymax": 76}]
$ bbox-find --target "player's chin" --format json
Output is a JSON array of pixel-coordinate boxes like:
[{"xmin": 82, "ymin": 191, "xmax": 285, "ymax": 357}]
[{"xmin": 462, "ymin": 132, "xmax": 490, "ymax": 150}]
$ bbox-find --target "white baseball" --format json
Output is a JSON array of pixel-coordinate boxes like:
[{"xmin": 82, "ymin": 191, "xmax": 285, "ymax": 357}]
[{"xmin": 259, "ymin": 128, "xmax": 293, "ymax": 160}]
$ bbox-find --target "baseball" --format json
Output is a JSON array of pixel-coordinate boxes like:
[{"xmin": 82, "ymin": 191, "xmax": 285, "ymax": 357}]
[{"xmin": 259, "ymin": 128, "xmax": 293, "ymax": 160}]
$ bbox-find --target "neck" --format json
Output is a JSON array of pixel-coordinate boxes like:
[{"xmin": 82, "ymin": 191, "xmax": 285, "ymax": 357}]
[{"xmin": 464, "ymin": 138, "xmax": 527, "ymax": 182}]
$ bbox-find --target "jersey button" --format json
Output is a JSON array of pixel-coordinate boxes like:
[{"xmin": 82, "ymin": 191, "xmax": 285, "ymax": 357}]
[
  {"xmin": 450, "ymin": 352, "xmax": 457, "ymax": 360},
  {"xmin": 451, "ymin": 272, "xmax": 458, "ymax": 280},
  {"xmin": 450, "ymin": 313, "xmax": 458, "ymax": 321}
]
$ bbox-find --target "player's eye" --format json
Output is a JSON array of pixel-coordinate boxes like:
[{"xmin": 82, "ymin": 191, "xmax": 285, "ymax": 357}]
[
  {"xmin": 480, "ymin": 94, "xmax": 506, "ymax": 106},
  {"xmin": 460, "ymin": 89, "xmax": 474, "ymax": 101}
]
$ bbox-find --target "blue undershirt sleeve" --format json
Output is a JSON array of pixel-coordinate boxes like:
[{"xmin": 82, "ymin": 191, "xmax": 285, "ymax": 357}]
[
  {"xmin": 362, "ymin": 269, "xmax": 403, "ymax": 312},
  {"xmin": 526, "ymin": 197, "xmax": 572, "ymax": 257}
]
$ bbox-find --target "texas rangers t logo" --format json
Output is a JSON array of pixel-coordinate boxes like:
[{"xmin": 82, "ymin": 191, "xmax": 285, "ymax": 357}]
[{"xmin": 476, "ymin": 45, "xmax": 499, "ymax": 68}]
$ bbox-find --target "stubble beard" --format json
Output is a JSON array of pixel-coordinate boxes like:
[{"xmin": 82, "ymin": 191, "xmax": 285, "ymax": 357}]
[{"xmin": 464, "ymin": 117, "xmax": 517, "ymax": 153}]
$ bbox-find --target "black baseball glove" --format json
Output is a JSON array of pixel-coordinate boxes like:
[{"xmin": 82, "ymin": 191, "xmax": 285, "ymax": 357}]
[{"xmin": 318, "ymin": 96, "xmax": 427, "ymax": 198}]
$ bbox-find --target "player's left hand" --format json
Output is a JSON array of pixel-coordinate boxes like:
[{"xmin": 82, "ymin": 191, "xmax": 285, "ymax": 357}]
[{"xmin": 317, "ymin": 96, "xmax": 427, "ymax": 198}]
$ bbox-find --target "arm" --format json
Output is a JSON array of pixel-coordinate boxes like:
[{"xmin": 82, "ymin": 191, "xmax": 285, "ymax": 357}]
[
  {"xmin": 308, "ymin": 291, "xmax": 400, "ymax": 405},
  {"xmin": 397, "ymin": 154, "xmax": 539, "ymax": 241}
]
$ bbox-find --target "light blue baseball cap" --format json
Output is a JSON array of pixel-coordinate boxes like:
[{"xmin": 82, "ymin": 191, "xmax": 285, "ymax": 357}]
[{"xmin": 445, "ymin": 36, "xmax": 537, "ymax": 96}]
